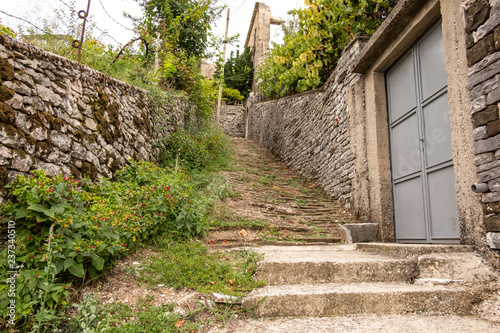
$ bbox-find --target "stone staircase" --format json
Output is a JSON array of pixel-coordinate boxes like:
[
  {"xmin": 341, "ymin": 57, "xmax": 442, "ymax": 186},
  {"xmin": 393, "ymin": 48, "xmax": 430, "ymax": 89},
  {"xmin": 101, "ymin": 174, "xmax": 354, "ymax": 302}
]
[{"xmin": 240, "ymin": 243, "xmax": 499, "ymax": 321}]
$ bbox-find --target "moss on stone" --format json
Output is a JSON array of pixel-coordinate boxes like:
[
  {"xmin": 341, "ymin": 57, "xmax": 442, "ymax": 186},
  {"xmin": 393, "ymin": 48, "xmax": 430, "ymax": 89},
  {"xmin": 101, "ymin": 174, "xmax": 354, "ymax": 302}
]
[
  {"xmin": 34, "ymin": 141, "xmax": 53, "ymax": 160},
  {"xmin": 0, "ymin": 101, "xmax": 15, "ymax": 125},
  {"xmin": 91, "ymin": 87, "xmax": 122, "ymax": 145},
  {"xmin": 0, "ymin": 85, "xmax": 15, "ymax": 102},
  {"xmin": 81, "ymin": 161, "xmax": 97, "ymax": 179},
  {"xmin": 0, "ymin": 166, "xmax": 7, "ymax": 189},
  {"xmin": 0, "ymin": 58, "xmax": 15, "ymax": 81},
  {"xmin": 133, "ymin": 111, "xmax": 152, "ymax": 137},
  {"xmin": 36, "ymin": 111, "xmax": 64, "ymax": 131},
  {"xmin": 68, "ymin": 164, "xmax": 81, "ymax": 178}
]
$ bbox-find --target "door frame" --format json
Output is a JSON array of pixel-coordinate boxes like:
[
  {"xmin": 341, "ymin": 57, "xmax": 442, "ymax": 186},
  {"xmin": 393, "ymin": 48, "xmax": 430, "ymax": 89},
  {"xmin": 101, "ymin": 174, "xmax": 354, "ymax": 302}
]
[{"xmin": 385, "ymin": 21, "xmax": 459, "ymax": 244}]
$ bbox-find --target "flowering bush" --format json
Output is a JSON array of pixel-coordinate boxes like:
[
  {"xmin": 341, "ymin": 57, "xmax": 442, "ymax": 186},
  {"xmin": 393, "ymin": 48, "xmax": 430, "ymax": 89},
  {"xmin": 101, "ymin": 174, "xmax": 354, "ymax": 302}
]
[{"xmin": 0, "ymin": 160, "xmax": 202, "ymax": 322}]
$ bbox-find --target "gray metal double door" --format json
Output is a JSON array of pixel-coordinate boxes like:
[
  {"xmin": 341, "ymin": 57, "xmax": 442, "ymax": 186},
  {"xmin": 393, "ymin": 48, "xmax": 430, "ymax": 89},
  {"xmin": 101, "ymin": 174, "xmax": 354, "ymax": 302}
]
[{"xmin": 386, "ymin": 22, "xmax": 459, "ymax": 243}]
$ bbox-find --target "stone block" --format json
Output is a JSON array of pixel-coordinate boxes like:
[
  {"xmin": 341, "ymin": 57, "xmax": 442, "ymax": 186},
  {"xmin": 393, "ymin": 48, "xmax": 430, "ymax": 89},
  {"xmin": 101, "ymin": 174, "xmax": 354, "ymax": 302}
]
[
  {"xmin": 478, "ymin": 166, "xmax": 500, "ymax": 182},
  {"xmin": 340, "ymin": 223, "xmax": 378, "ymax": 243},
  {"xmin": 489, "ymin": 178, "xmax": 500, "ymax": 192},
  {"xmin": 472, "ymin": 104, "xmax": 498, "ymax": 126},
  {"xmin": 71, "ymin": 142, "xmax": 87, "ymax": 160},
  {"xmin": 485, "ymin": 201, "xmax": 500, "ymax": 213},
  {"xmin": 470, "ymin": 95, "xmax": 487, "ymax": 113},
  {"xmin": 474, "ymin": 132, "xmax": 500, "ymax": 154},
  {"xmin": 0, "ymin": 123, "xmax": 25, "ymax": 149},
  {"xmin": 473, "ymin": 125, "xmax": 488, "ymax": 140},
  {"xmin": 464, "ymin": 0, "xmax": 490, "ymax": 33},
  {"xmin": 49, "ymin": 131, "xmax": 72, "ymax": 152},
  {"xmin": 37, "ymin": 84, "xmax": 62, "ymax": 106},
  {"xmin": 2, "ymin": 80, "xmax": 31, "ymax": 96},
  {"xmin": 487, "ymin": 118, "xmax": 500, "ymax": 136},
  {"xmin": 468, "ymin": 57, "xmax": 500, "ymax": 89},
  {"xmin": 476, "ymin": 5, "xmax": 500, "ymax": 40},
  {"xmin": 486, "ymin": 232, "xmax": 500, "ymax": 249},
  {"xmin": 11, "ymin": 149, "xmax": 33, "ymax": 172},
  {"xmin": 487, "ymin": 86, "xmax": 500, "ymax": 104},
  {"xmin": 468, "ymin": 33, "xmax": 496, "ymax": 67},
  {"xmin": 483, "ymin": 190, "xmax": 500, "ymax": 203},
  {"xmin": 476, "ymin": 159, "xmax": 500, "ymax": 172}
]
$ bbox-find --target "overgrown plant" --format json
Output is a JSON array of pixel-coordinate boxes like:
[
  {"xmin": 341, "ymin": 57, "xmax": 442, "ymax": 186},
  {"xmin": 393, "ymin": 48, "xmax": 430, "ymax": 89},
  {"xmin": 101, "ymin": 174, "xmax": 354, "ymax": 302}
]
[{"xmin": 0, "ymin": 160, "xmax": 202, "ymax": 326}]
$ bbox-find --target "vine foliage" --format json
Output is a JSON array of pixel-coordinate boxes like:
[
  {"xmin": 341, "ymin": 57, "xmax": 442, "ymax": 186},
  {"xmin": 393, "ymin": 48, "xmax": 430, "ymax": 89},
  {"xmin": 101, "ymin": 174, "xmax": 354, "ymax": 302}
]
[{"xmin": 256, "ymin": 0, "xmax": 397, "ymax": 99}]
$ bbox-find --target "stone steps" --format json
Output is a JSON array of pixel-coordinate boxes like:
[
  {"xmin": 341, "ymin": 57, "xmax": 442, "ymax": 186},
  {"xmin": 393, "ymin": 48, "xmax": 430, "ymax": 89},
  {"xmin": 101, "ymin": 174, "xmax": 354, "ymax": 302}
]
[
  {"xmin": 243, "ymin": 282, "xmax": 478, "ymax": 317},
  {"xmin": 252, "ymin": 245, "xmax": 417, "ymax": 285},
  {"xmin": 241, "ymin": 244, "xmax": 499, "ymax": 319}
]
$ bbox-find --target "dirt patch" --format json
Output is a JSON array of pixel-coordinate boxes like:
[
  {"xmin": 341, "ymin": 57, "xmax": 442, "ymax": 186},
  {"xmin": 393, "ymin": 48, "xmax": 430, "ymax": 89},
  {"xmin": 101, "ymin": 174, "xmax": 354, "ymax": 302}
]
[
  {"xmin": 78, "ymin": 247, "xmax": 204, "ymax": 310},
  {"xmin": 206, "ymin": 138, "xmax": 360, "ymax": 247}
]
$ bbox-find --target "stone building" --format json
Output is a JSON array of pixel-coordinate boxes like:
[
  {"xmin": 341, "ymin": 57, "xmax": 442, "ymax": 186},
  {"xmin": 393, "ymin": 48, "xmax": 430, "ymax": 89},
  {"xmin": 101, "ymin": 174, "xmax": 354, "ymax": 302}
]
[
  {"xmin": 244, "ymin": 2, "xmax": 285, "ymax": 101},
  {"xmin": 246, "ymin": 0, "xmax": 500, "ymax": 265}
]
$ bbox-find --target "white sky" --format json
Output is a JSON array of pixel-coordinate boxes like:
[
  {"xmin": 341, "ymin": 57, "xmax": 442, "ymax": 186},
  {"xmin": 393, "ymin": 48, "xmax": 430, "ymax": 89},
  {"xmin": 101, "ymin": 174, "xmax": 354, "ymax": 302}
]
[{"xmin": 0, "ymin": 0, "xmax": 304, "ymax": 62}]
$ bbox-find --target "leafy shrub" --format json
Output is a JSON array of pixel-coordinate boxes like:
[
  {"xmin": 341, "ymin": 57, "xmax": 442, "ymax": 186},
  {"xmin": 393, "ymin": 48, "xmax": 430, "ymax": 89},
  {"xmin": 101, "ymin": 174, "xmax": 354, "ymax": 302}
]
[
  {"xmin": 0, "ymin": 160, "xmax": 203, "ymax": 325},
  {"xmin": 157, "ymin": 127, "xmax": 230, "ymax": 170}
]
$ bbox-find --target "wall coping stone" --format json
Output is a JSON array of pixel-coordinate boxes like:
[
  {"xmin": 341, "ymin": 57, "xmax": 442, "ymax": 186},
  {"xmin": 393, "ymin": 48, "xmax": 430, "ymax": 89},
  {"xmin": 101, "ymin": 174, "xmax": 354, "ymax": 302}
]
[{"xmin": 352, "ymin": 0, "xmax": 432, "ymax": 74}]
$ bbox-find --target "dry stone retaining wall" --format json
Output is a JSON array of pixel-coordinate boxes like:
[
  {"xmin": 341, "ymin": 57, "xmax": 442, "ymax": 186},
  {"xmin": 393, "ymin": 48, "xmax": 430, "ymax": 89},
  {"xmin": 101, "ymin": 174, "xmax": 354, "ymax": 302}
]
[
  {"xmin": 464, "ymin": 0, "xmax": 500, "ymax": 238},
  {"xmin": 247, "ymin": 39, "xmax": 366, "ymax": 206},
  {"xmin": 219, "ymin": 105, "xmax": 245, "ymax": 138},
  {"xmin": 0, "ymin": 35, "xmax": 196, "ymax": 200}
]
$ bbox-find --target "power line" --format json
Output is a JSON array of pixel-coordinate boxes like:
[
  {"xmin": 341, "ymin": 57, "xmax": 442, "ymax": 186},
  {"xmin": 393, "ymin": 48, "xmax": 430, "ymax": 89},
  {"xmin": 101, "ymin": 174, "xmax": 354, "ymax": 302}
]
[
  {"xmin": 97, "ymin": 0, "xmax": 134, "ymax": 32},
  {"xmin": 0, "ymin": 9, "xmax": 68, "ymax": 42},
  {"xmin": 56, "ymin": 0, "xmax": 72, "ymax": 9}
]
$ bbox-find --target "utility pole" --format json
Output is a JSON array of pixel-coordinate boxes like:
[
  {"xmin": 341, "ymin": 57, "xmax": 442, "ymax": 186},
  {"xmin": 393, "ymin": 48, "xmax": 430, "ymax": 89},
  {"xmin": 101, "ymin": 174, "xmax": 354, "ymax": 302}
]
[{"xmin": 216, "ymin": 8, "xmax": 230, "ymax": 126}]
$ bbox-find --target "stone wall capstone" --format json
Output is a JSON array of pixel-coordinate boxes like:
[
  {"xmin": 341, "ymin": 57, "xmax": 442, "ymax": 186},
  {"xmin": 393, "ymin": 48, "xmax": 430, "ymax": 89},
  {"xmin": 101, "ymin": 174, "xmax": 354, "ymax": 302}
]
[
  {"xmin": 247, "ymin": 39, "xmax": 366, "ymax": 208},
  {"xmin": 0, "ymin": 34, "xmax": 196, "ymax": 200},
  {"xmin": 463, "ymin": 0, "xmax": 500, "ymax": 241}
]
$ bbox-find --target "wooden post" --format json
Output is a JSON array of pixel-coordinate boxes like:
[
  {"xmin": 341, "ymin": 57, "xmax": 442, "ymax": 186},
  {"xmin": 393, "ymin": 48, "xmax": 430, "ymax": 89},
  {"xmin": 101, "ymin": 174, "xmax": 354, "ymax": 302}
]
[{"xmin": 216, "ymin": 8, "xmax": 230, "ymax": 126}]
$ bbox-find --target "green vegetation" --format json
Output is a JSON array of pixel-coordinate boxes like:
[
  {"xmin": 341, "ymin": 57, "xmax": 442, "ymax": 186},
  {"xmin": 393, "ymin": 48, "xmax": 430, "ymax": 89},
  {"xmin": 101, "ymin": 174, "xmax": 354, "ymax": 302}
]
[
  {"xmin": 223, "ymin": 46, "xmax": 254, "ymax": 101},
  {"xmin": 137, "ymin": 239, "xmax": 264, "ymax": 295},
  {"xmin": 0, "ymin": 128, "xmax": 264, "ymax": 331},
  {"xmin": 256, "ymin": 0, "xmax": 397, "ymax": 99}
]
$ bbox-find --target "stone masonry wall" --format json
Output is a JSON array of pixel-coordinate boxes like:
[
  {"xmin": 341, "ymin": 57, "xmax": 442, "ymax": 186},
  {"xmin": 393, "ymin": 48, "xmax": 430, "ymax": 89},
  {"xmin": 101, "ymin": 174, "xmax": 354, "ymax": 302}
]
[
  {"xmin": 463, "ymin": 0, "xmax": 500, "ymax": 237},
  {"xmin": 247, "ymin": 39, "xmax": 366, "ymax": 207},
  {"xmin": 0, "ymin": 35, "xmax": 196, "ymax": 200},
  {"xmin": 220, "ymin": 105, "xmax": 245, "ymax": 138}
]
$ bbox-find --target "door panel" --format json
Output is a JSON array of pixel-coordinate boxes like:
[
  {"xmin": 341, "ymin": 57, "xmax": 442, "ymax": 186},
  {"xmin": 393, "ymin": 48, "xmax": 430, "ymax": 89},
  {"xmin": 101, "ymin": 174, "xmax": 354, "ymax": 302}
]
[
  {"xmin": 387, "ymin": 21, "xmax": 459, "ymax": 243},
  {"xmin": 419, "ymin": 24, "xmax": 448, "ymax": 100},
  {"xmin": 391, "ymin": 114, "xmax": 421, "ymax": 179},
  {"xmin": 394, "ymin": 177, "xmax": 426, "ymax": 240},
  {"xmin": 427, "ymin": 167, "xmax": 460, "ymax": 240},
  {"xmin": 387, "ymin": 51, "xmax": 417, "ymax": 122},
  {"xmin": 423, "ymin": 92, "xmax": 453, "ymax": 167}
]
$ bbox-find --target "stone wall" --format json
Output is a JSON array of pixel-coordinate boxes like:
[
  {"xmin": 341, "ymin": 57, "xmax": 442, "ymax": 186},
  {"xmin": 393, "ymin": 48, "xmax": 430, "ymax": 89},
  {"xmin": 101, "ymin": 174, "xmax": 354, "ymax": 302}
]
[
  {"xmin": 463, "ymin": 0, "xmax": 500, "ymax": 243},
  {"xmin": 247, "ymin": 39, "xmax": 366, "ymax": 206},
  {"xmin": 220, "ymin": 105, "xmax": 245, "ymax": 138},
  {"xmin": 0, "ymin": 34, "xmax": 196, "ymax": 199}
]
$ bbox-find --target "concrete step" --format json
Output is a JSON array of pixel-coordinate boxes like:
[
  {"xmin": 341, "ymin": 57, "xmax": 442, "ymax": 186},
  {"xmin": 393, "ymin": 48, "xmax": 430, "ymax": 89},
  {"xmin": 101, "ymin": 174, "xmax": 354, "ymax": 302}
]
[
  {"xmin": 242, "ymin": 282, "xmax": 479, "ymax": 317},
  {"xmin": 356, "ymin": 242, "xmax": 474, "ymax": 258},
  {"xmin": 210, "ymin": 314, "xmax": 500, "ymax": 333},
  {"xmin": 252, "ymin": 245, "xmax": 417, "ymax": 285}
]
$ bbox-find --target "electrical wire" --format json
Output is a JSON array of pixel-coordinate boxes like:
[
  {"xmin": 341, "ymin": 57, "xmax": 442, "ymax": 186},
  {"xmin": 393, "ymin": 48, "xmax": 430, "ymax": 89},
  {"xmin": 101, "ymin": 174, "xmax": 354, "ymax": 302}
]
[
  {"xmin": 56, "ymin": 0, "xmax": 72, "ymax": 9},
  {"xmin": 97, "ymin": 0, "xmax": 134, "ymax": 31}
]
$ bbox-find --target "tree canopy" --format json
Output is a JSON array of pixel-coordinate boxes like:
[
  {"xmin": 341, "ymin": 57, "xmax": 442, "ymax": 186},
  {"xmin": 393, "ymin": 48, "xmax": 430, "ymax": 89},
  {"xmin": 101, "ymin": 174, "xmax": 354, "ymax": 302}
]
[{"xmin": 223, "ymin": 46, "xmax": 254, "ymax": 100}]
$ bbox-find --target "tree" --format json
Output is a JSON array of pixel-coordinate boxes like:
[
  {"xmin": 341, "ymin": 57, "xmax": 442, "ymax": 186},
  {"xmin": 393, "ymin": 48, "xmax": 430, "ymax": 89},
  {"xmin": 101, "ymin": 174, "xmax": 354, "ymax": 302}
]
[
  {"xmin": 256, "ymin": 0, "xmax": 397, "ymax": 99},
  {"xmin": 136, "ymin": 0, "xmax": 224, "ymax": 58},
  {"xmin": 223, "ymin": 46, "xmax": 253, "ymax": 100}
]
